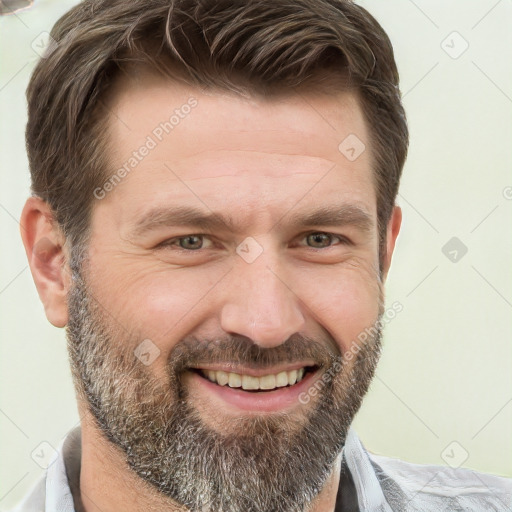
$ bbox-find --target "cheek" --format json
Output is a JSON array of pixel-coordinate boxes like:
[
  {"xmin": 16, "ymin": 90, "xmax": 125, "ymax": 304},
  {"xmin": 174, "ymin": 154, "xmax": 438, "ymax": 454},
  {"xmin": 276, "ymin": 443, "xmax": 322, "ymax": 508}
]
[
  {"xmin": 295, "ymin": 261, "xmax": 382, "ymax": 354},
  {"xmin": 90, "ymin": 260, "xmax": 225, "ymax": 342}
]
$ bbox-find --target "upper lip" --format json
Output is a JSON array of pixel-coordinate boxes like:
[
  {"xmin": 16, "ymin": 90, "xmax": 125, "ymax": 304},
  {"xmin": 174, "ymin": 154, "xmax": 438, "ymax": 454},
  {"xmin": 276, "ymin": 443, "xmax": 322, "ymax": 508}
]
[{"xmin": 190, "ymin": 362, "xmax": 318, "ymax": 378}]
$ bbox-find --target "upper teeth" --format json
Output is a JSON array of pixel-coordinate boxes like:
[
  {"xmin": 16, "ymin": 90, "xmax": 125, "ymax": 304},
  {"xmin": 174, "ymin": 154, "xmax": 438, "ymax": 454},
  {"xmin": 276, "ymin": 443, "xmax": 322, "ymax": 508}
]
[{"xmin": 202, "ymin": 368, "xmax": 306, "ymax": 390}]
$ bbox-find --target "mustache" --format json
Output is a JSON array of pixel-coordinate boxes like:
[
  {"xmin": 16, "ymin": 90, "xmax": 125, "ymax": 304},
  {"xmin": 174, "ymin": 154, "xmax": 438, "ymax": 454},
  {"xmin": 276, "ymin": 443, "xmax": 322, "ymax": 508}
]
[{"xmin": 167, "ymin": 333, "xmax": 340, "ymax": 375}]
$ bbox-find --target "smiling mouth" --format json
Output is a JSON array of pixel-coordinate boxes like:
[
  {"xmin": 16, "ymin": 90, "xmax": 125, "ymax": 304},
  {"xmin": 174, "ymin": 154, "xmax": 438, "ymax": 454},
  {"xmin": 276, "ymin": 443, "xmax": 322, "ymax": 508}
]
[{"xmin": 191, "ymin": 366, "xmax": 318, "ymax": 393}]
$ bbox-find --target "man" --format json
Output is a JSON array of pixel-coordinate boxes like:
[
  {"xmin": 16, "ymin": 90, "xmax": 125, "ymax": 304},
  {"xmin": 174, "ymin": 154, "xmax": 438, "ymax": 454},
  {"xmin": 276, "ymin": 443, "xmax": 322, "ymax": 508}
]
[{"xmin": 15, "ymin": 0, "xmax": 511, "ymax": 511}]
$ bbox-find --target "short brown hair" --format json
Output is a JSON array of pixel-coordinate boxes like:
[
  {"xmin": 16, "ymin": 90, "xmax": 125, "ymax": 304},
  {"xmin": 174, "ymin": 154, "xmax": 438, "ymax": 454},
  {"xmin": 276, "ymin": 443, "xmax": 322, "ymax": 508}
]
[{"xmin": 26, "ymin": 0, "xmax": 408, "ymax": 268}]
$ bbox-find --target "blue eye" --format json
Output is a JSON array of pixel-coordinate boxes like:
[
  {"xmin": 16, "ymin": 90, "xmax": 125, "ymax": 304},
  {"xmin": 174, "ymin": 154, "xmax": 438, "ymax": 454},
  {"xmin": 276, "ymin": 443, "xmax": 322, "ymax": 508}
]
[{"xmin": 157, "ymin": 235, "xmax": 213, "ymax": 251}]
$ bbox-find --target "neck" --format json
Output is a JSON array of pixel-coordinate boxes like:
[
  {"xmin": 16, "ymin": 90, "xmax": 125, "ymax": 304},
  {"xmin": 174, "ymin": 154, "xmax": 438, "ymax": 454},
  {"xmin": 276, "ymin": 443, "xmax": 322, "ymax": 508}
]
[
  {"xmin": 78, "ymin": 407, "xmax": 342, "ymax": 512},
  {"xmin": 307, "ymin": 452, "xmax": 343, "ymax": 512}
]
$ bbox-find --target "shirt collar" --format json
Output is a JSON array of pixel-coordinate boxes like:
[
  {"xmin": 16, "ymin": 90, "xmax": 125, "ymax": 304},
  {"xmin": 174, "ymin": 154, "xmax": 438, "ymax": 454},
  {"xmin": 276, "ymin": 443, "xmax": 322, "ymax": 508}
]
[
  {"xmin": 339, "ymin": 428, "xmax": 393, "ymax": 512},
  {"xmin": 45, "ymin": 427, "xmax": 79, "ymax": 511}
]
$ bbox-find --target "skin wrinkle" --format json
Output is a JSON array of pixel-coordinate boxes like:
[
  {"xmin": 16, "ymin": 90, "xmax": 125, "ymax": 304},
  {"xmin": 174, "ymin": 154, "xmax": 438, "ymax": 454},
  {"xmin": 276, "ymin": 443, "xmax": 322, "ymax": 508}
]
[
  {"xmin": 168, "ymin": 156, "xmax": 337, "ymax": 185},
  {"xmin": 180, "ymin": 172, "xmax": 319, "ymax": 180}
]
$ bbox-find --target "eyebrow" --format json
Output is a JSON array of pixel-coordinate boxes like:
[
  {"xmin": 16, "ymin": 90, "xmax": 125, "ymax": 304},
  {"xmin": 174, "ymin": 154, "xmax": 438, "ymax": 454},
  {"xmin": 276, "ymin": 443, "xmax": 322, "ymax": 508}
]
[
  {"xmin": 130, "ymin": 206, "xmax": 237, "ymax": 237},
  {"xmin": 129, "ymin": 203, "xmax": 374, "ymax": 237},
  {"xmin": 285, "ymin": 204, "xmax": 373, "ymax": 233}
]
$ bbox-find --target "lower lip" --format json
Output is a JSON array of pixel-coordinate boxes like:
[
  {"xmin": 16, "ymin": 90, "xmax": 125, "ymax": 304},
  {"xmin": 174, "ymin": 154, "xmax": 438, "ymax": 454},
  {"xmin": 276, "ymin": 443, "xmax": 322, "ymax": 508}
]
[{"xmin": 187, "ymin": 369, "xmax": 320, "ymax": 413}]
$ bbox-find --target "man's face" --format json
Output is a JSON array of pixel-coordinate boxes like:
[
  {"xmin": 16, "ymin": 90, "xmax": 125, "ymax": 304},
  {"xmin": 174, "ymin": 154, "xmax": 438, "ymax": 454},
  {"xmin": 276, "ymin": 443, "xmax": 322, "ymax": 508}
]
[{"xmin": 67, "ymin": 73, "xmax": 391, "ymax": 512}]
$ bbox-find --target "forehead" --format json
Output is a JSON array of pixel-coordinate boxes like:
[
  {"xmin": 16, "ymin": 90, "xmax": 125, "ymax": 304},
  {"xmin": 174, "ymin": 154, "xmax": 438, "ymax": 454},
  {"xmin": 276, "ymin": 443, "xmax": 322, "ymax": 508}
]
[{"xmin": 99, "ymin": 71, "xmax": 375, "ymax": 227}]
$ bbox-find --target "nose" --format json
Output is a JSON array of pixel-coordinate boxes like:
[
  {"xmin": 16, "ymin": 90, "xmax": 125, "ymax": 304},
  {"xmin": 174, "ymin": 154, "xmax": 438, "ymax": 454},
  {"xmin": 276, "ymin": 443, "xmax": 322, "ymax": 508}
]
[{"xmin": 220, "ymin": 258, "xmax": 306, "ymax": 349}]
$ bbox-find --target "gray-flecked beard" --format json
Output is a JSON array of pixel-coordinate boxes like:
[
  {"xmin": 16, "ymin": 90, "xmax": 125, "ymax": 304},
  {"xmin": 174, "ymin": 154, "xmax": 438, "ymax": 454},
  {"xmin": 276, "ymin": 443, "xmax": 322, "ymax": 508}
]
[{"xmin": 66, "ymin": 256, "xmax": 383, "ymax": 512}]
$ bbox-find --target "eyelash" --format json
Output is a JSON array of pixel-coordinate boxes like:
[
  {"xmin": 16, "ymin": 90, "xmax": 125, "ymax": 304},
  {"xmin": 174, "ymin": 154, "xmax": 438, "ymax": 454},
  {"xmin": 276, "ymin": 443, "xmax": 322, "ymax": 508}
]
[
  {"xmin": 298, "ymin": 232, "xmax": 351, "ymax": 249},
  {"xmin": 156, "ymin": 232, "xmax": 351, "ymax": 251}
]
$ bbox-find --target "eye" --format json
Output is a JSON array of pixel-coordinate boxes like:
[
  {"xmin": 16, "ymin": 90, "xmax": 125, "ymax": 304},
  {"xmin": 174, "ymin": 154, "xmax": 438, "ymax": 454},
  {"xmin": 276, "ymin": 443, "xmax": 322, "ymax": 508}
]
[
  {"xmin": 303, "ymin": 232, "xmax": 347, "ymax": 248},
  {"xmin": 178, "ymin": 235, "xmax": 204, "ymax": 250},
  {"xmin": 157, "ymin": 235, "xmax": 212, "ymax": 251}
]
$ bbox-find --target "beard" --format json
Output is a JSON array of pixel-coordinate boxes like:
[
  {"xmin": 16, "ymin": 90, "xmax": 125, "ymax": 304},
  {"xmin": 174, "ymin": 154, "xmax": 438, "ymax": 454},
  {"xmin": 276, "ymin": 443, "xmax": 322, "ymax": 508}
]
[{"xmin": 66, "ymin": 255, "xmax": 384, "ymax": 512}]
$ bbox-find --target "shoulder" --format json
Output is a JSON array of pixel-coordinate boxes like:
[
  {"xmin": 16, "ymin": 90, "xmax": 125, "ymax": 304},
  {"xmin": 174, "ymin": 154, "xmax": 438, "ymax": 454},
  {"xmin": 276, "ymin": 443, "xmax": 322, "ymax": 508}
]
[{"xmin": 368, "ymin": 451, "xmax": 512, "ymax": 512}]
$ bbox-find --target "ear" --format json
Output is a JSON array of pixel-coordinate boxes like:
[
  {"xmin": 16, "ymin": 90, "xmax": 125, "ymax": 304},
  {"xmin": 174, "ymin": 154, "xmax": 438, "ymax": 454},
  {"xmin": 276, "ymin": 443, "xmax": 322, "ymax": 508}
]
[
  {"xmin": 381, "ymin": 205, "xmax": 402, "ymax": 282},
  {"xmin": 20, "ymin": 197, "xmax": 71, "ymax": 327}
]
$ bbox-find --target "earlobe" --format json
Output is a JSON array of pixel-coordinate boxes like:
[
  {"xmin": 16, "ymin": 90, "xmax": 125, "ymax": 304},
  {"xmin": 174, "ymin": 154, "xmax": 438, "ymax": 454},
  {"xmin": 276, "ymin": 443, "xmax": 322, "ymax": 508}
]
[
  {"xmin": 381, "ymin": 205, "xmax": 402, "ymax": 282},
  {"xmin": 20, "ymin": 197, "xmax": 70, "ymax": 328}
]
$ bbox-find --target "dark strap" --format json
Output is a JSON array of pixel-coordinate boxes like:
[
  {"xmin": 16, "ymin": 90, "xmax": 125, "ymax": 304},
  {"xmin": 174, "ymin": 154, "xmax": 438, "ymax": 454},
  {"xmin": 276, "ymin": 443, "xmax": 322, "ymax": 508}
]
[{"xmin": 334, "ymin": 457, "xmax": 360, "ymax": 512}]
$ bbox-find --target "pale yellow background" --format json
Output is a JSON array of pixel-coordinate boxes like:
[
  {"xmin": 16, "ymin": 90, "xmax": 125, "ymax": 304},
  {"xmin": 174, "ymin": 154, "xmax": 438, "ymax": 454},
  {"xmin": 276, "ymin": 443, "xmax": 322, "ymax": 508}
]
[{"xmin": 1, "ymin": 0, "xmax": 511, "ymax": 509}]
